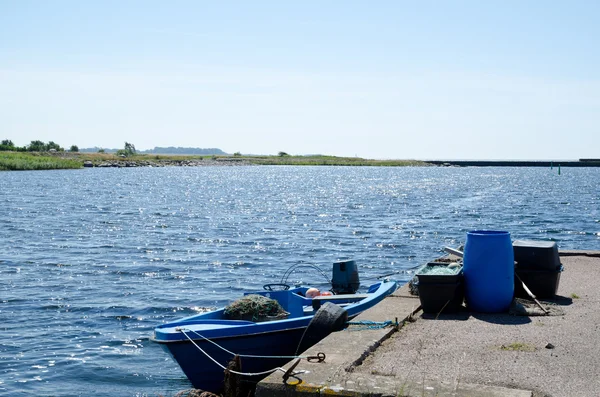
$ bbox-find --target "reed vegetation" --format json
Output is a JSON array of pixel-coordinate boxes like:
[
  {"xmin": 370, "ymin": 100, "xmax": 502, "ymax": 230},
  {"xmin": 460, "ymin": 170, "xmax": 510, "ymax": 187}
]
[{"xmin": 0, "ymin": 152, "xmax": 82, "ymax": 171}]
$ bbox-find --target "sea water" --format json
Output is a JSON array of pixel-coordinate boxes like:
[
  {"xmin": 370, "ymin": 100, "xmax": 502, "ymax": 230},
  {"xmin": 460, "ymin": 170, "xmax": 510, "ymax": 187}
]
[{"xmin": 1, "ymin": 166, "xmax": 598, "ymax": 396}]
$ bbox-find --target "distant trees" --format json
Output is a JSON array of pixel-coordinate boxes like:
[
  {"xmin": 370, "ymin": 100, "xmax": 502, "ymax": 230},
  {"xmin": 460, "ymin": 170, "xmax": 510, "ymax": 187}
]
[
  {"xmin": 27, "ymin": 140, "xmax": 47, "ymax": 151},
  {"xmin": 46, "ymin": 141, "xmax": 63, "ymax": 151},
  {"xmin": 125, "ymin": 142, "xmax": 136, "ymax": 154},
  {"xmin": 78, "ymin": 146, "xmax": 228, "ymax": 155},
  {"xmin": 0, "ymin": 139, "xmax": 16, "ymax": 151},
  {"xmin": 0, "ymin": 140, "xmax": 228, "ymax": 157},
  {"xmin": 278, "ymin": 151, "xmax": 289, "ymax": 157},
  {"xmin": 141, "ymin": 147, "xmax": 226, "ymax": 155},
  {"xmin": 0, "ymin": 139, "xmax": 71, "ymax": 152},
  {"xmin": 27, "ymin": 140, "xmax": 63, "ymax": 152},
  {"xmin": 116, "ymin": 142, "xmax": 136, "ymax": 157}
]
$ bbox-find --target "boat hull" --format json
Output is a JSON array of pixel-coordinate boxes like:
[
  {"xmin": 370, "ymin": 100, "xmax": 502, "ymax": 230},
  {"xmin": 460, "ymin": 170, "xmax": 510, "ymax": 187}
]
[
  {"xmin": 159, "ymin": 326, "xmax": 308, "ymax": 393},
  {"xmin": 153, "ymin": 280, "xmax": 397, "ymax": 393}
]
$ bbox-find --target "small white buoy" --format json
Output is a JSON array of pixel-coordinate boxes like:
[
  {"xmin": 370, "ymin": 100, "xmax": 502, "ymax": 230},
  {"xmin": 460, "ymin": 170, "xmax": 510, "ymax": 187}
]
[{"xmin": 306, "ymin": 288, "xmax": 320, "ymax": 298}]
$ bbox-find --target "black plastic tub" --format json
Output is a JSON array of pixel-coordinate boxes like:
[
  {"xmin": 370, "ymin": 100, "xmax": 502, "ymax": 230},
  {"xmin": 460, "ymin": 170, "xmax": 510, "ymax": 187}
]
[
  {"xmin": 515, "ymin": 265, "xmax": 563, "ymax": 299},
  {"xmin": 513, "ymin": 240, "xmax": 560, "ymax": 270},
  {"xmin": 416, "ymin": 263, "xmax": 463, "ymax": 284},
  {"xmin": 416, "ymin": 280, "xmax": 464, "ymax": 314}
]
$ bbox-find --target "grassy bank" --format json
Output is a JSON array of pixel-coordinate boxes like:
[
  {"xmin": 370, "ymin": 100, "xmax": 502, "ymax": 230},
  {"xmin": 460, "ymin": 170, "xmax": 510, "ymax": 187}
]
[
  {"xmin": 243, "ymin": 155, "xmax": 426, "ymax": 166},
  {"xmin": 0, "ymin": 151, "xmax": 429, "ymax": 170},
  {"xmin": 76, "ymin": 153, "xmax": 427, "ymax": 166},
  {"xmin": 0, "ymin": 152, "xmax": 82, "ymax": 171}
]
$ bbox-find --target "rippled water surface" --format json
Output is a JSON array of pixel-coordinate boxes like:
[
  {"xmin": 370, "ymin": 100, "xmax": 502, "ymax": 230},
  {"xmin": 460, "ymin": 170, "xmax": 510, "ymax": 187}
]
[{"xmin": 1, "ymin": 166, "xmax": 598, "ymax": 396}]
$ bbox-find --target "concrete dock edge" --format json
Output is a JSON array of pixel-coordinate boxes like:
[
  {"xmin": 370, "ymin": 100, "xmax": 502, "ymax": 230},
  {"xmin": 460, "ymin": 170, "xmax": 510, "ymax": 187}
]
[{"xmin": 256, "ymin": 250, "xmax": 600, "ymax": 397}]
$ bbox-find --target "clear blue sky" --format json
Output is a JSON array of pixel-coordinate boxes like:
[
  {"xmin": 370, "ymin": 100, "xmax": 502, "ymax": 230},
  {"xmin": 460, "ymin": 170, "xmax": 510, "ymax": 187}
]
[{"xmin": 1, "ymin": 1, "xmax": 598, "ymax": 159}]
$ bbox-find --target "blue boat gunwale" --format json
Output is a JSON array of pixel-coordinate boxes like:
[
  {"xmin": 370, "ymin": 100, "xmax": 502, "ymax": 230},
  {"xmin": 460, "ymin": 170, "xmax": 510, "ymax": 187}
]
[{"xmin": 153, "ymin": 280, "xmax": 396, "ymax": 343}]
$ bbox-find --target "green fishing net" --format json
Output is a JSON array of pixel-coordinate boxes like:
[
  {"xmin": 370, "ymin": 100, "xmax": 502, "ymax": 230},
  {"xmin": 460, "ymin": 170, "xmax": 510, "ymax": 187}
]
[{"xmin": 224, "ymin": 294, "xmax": 288, "ymax": 322}]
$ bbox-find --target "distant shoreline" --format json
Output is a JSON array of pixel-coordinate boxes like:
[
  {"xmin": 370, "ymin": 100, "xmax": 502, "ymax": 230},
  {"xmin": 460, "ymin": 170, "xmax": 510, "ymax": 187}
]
[
  {"xmin": 0, "ymin": 151, "xmax": 427, "ymax": 170},
  {"xmin": 2, "ymin": 151, "xmax": 600, "ymax": 171}
]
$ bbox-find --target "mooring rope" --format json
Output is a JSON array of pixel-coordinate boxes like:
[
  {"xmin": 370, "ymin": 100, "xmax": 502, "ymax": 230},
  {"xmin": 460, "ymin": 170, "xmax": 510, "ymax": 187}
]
[
  {"xmin": 346, "ymin": 319, "xmax": 397, "ymax": 330},
  {"xmin": 177, "ymin": 327, "xmax": 314, "ymax": 360},
  {"xmin": 178, "ymin": 328, "xmax": 298, "ymax": 377}
]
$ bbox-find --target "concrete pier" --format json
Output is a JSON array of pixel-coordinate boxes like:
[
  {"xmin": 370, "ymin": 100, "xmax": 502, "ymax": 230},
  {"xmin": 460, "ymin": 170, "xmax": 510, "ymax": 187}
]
[
  {"xmin": 425, "ymin": 160, "xmax": 600, "ymax": 167},
  {"xmin": 256, "ymin": 251, "xmax": 600, "ymax": 397}
]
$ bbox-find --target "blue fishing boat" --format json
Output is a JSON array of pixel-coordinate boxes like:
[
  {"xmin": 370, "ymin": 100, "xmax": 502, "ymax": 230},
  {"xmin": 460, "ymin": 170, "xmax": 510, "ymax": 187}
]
[{"xmin": 152, "ymin": 261, "xmax": 396, "ymax": 394}]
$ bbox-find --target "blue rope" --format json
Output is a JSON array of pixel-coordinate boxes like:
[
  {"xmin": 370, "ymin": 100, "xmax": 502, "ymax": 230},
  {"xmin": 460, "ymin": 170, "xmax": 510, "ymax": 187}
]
[{"xmin": 346, "ymin": 320, "xmax": 397, "ymax": 331}]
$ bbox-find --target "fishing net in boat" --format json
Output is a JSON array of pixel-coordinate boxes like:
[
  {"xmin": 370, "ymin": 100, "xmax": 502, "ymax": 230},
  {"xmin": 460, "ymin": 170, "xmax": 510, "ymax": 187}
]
[{"xmin": 223, "ymin": 294, "xmax": 289, "ymax": 322}]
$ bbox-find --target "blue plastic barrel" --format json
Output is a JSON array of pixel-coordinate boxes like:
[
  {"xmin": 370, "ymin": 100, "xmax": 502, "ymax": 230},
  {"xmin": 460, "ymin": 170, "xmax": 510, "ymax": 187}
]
[{"xmin": 463, "ymin": 230, "xmax": 514, "ymax": 313}]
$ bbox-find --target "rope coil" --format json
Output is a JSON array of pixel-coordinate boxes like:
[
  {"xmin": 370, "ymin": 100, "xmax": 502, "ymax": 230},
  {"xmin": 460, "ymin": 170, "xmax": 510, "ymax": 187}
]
[{"xmin": 346, "ymin": 319, "xmax": 397, "ymax": 330}]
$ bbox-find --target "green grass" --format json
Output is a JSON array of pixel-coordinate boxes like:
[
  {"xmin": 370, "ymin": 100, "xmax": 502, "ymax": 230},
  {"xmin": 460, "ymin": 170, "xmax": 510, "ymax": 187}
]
[
  {"xmin": 0, "ymin": 151, "xmax": 430, "ymax": 170},
  {"xmin": 0, "ymin": 152, "xmax": 82, "ymax": 171},
  {"xmin": 500, "ymin": 342, "xmax": 536, "ymax": 352},
  {"xmin": 241, "ymin": 155, "xmax": 428, "ymax": 166},
  {"xmin": 571, "ymin": 293, "xmax": 580, "ymax": 299}
]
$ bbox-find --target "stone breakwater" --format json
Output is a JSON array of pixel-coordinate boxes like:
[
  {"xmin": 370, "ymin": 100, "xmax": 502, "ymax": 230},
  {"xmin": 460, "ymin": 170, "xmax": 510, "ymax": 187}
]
[{"xmin": 83, "ymin": 158, "xmax": 251, "ymax": 168}]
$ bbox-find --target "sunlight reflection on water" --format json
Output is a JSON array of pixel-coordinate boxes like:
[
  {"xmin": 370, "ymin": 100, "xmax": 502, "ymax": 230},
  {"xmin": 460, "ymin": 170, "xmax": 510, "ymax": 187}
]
[{"xmin": 0, "ymin": 166, "xmax": 598, "ymax": 396}]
